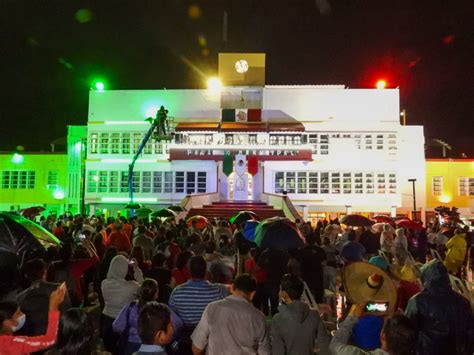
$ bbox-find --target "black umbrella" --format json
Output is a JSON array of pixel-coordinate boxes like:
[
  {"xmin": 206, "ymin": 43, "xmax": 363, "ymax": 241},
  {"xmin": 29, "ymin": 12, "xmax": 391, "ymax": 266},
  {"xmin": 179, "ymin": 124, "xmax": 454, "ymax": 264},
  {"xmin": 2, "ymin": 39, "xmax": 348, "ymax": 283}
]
[
  {"xmin": 151, "ymin": 208, "xmax": 178, "ymax": 219},
  {"xmin": 254, "ymin": 217, "xmax": 305, "ymax": 251},
  {"xmin": 340, "ymin": 214, "xmax": 375, "ymax": 227},
  {"xmin": 168, "ymin": 205, "xmax": 186, "ymax": 212}
]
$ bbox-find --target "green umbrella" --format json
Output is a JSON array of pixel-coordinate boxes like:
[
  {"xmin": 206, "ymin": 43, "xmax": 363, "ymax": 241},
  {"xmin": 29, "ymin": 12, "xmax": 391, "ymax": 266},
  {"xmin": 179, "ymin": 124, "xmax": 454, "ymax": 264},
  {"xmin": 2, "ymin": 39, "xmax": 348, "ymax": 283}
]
[
  {"xmin": 125, "ymin": 203, "xmax": 143, "ymax": 210},
  {"xmin": 135, "ymin": 207, "xmax": 153, "ymax": 217},
  {"xmin": 151, "ymin": 208, "xmax": 177, "ymax": 218},
  {"xmin": 168, "ymin": 205, "xmax": 186, "ymax": 212}
]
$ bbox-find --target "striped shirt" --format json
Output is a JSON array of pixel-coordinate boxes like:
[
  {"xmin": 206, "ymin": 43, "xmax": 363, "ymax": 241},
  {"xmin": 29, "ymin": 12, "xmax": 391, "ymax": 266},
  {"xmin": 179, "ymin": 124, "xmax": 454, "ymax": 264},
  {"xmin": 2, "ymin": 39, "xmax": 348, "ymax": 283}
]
[{"xmin": 168, "ymin": 279, "xmax": 229, "ymax": 326}]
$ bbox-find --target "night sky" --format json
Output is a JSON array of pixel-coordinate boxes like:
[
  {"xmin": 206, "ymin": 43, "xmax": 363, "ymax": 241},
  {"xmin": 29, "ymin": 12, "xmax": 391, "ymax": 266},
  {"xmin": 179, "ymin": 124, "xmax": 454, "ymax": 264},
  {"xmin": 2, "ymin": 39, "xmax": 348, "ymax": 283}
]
[{"xmin": 1, "ymin": 0, "xmax": 473, "ymax": 156}]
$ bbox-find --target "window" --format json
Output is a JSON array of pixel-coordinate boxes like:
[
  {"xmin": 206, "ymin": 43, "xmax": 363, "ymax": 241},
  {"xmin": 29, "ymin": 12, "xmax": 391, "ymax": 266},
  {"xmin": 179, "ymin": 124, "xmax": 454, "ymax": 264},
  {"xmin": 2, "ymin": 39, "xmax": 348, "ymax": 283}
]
[
  {"xmin": 3, "ymin": 171, "xmax": 35, "ymax": 189},
  {"xmin": 98, "ymin": 171, "xmax": 108, "ymax": 193},
  {"xmin": 432, "ymin": 177, "xmax": 443, "ymax": 196},
  {"xmin": 320, "ymin": 135, "xmax": 329, "ymax": 155},
  {"xmin": 197, "ymin": 172, "xmax": 207, "ymax": 193},
  {"xmin": 343, "ymin": 173, "xmax": 352, "ymax": 194},
  {"xmin": 387, "ymin": 134, "xmax": 397, "ymax": 153},
  {"xmin": 142, "ymin": 171, "xmax": 152, "ymax": 193},
  {"xmin": 109, "ymin": 171, "xmax": 119, "ymax": 193},
  {"xmin": 297, "ymin": 172, "xmax": 307, "ymax": 194},
  {"xmin": 132, "ymin": 133, "xmax": 142, "ymax": 154},
  {"xmin": 111, "ymin": 133, "xmax": 120, "ymax": 154},
  {"xmin": 164, "ymin": 172, "xmax": 173, "ymax": 193},
  {"xmin": 47, "ymin": 170, "xmax": 59, "ymax": 190},
  {"xmin": 365, "ymin": 135, "xmax": 373, "ymax": 150},
  {"xmin": 278, "ymin": 136, "xmax": 285, "ymax": 145},
  {"xmin": 354, "ymin": 135, "xmax": 362, "ymax": 150},
  {"xmin": 275, "ymin": 172, "xmax": 284, "ymax": 193},
  {"xmin": 293, "ymin": 135, "xmax": 301, "ymax": 145},
  {"xmin": 153, "ymin": 172, "xmax": 162, "ymax": 193},
  {"xmin": 308, "ymin": 172, "xmax": 318, "ymax": 193},
  {"xmin": 175, "ymin": 172, "xmax": 184, "ymax": 193},
  {"xmin": 354, "ymin": 173, "xmax": 363, "ymax": 194},
  {"xmin": 376, "ymin": 173, "xmax": 386, "ymax": 194},
  {"xmin": 144, "ymin": 141, "xmax": 153, "ymax": 154},
  {"xmin": 90, "ymin": 133, "xmax": 98, "ymax": 154},
  {"xmin": 459, "ymin": 177, "xmax": 474, "ymax": 196},
  {"xmin": 120, "ymin": 172, "xmax": 129, "ymax": 193},
  {"xmin": 270, "ymin": 135, "xmax": 278, "ymax": 145},
  {"xmin": 132, "ymin": 171, "xmax": 140, "ymax": 192},
  {"xmin": 320, "ymin": 173, "xmax": 329, "ymax": 193},
  {"xmin": 186, "ymin": 172, "xmax": 196, "ymax": 194},
  {"xmin": 249, "ymin": 135, "xmax": 257, "ymax": 145},
  {"xmin": 331, "ymin": 173, "xmax": 341, "ymax": 194},
  {"xmin": 122, "ymin": 133, "xmax": 131, "ymax": 154},
  {"xmin": 376, "ymin": 134, "xmax": 384, "ymax": 150},
  {"xmin": 388, "ymin": 173, "xmax": 397, "ymax": 194},
  {"xmin": 225, "ymin": 134, "xmax": 234, "ymax": 145},
  {"xmin": 154, "ymin": 141, "xmax": 163, "ymax": 154},
  {"xmin": 286, "ymin": 172, "xmax": 296, "ymax": 193},
  {"xmin": 365, "ymin": 173, "xmax": 374, "ymax": 194},
  {"xmin": 87, "ymin": 170, "xmax": 98, "ymax": 193},
  {"xmin": 99, "ymin": 133, "xmax": 109, "ymax": 154}
]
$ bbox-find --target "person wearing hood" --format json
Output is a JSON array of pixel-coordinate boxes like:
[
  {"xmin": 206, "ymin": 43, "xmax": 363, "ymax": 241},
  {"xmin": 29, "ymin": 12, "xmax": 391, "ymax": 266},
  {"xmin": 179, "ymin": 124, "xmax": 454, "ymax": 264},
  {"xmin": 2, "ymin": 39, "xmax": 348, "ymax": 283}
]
[
  {"xmin": 444, "ymin": 228, "xmax": 467, "ymax": 274},
  {"xmin": 393, "ymin": 228, "xmax": 409, "ymax": 265},
  {"xmin": 405, "ymin": 259, "xmax": 474, "ymax": 355},
  {"xmin": 101, "ymin": 255, "xmax": 144, "ymax": 352},
  {"xmin": 271, "ymin": 274, "xmax": 330, "ymax": 355}
]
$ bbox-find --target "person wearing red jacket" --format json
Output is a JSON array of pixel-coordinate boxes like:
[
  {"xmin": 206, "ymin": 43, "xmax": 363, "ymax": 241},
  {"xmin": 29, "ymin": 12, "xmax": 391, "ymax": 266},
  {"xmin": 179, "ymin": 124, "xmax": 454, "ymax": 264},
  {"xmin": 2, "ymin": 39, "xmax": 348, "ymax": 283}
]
[
  {"xmin": 0, "ymin": 284, "xmax": 66, "ymax": 354},
  {"xmin": 109, "ymin": 223, "xmax": 132, "ymax": 254}
]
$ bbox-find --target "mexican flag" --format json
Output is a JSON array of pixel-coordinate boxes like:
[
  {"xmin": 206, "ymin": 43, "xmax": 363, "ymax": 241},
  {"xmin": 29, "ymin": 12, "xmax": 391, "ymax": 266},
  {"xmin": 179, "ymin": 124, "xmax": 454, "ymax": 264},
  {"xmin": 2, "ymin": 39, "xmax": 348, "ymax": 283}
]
[{"xmin": 221, "ymin": 109, "xmax": 262, "ymax": 122}]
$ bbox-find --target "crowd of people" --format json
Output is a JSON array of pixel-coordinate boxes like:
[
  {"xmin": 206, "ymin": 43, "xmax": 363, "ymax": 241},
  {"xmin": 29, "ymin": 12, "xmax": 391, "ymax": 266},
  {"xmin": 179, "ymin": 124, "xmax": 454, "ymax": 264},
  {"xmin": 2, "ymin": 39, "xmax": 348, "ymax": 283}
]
[{"xmin": 0, "ymin": 212, "xmax": 473, "ymax": 355}]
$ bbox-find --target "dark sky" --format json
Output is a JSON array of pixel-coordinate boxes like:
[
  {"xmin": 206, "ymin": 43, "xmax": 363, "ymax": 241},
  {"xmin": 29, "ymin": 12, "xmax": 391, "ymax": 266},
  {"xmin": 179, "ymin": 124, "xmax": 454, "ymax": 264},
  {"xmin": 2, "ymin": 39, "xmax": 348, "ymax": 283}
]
[{"xmin": 1, "ymin": 0, "xmax": 473, "ymax": 156}]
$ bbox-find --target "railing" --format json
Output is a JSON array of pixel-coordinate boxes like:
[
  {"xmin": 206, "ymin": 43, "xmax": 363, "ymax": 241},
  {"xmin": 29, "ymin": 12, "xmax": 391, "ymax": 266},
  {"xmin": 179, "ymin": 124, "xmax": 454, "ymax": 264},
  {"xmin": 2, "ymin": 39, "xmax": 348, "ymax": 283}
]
[
  {"xmin": 260, "ymin": 192, "xmax": 301, "ymax": 221},
  {"xmin": 180, "ymin": 192, "xmax": 220, "ymax": 214}
]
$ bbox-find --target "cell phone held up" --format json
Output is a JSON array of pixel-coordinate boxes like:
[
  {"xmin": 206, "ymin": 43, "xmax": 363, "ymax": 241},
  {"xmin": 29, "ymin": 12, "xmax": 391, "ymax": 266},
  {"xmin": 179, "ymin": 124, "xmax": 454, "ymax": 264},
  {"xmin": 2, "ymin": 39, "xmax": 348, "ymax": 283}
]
[{"xmin": 364, "ymin": 301, "xmax": 389, "ymax": 313}]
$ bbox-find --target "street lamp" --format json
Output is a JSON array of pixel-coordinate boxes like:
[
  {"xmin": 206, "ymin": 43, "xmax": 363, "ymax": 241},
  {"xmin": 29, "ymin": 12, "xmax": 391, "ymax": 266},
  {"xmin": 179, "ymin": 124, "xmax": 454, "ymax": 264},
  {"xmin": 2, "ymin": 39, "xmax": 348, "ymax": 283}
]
[{"xmin": 408, "ymin": 178, "xmax": 417, "ymax": 220}]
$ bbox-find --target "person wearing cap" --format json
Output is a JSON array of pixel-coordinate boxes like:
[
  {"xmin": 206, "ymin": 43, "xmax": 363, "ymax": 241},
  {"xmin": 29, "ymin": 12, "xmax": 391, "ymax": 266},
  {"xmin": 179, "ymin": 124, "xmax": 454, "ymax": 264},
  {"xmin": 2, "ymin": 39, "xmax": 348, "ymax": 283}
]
[
  {"xmin": 271, "ymin": 274, "xmax": 330, "ymax": 355},
  {"xmin": 330, "ymin": 304, "xmax": 417, "ymax": 355},
  {"xmin": 405, "ymin": 259, "xmax": 474, "ymax": 355}
]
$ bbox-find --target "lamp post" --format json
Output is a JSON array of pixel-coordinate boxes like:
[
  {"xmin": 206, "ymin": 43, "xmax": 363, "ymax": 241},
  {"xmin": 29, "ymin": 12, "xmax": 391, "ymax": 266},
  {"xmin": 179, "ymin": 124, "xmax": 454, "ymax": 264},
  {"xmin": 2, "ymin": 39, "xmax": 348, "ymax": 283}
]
[{"xmin": 408, "ymin": 179, "xmax": 417, "ymax": 220}]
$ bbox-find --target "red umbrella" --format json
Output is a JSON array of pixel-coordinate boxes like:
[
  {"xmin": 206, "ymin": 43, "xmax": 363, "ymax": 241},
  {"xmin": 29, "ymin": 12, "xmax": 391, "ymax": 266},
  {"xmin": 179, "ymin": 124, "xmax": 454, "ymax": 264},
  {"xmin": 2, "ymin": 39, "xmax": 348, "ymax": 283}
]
[
  {"xmin": 186, "ymin": 215, "xmax": 209, "ymax": 230},
  {"xmin": 372, "ymin": 215, "xmax": 395, "ymax": 226},
  {"xmin": 395, "ymin": 219, "xmax": 423, "ymax": 230},
  {"xmin": 340, "ymin": 214, "xmax": 375, "ymax": 227},
  {"xmin": 20, "ymin": 206, "xmax": 45, "ymax": 219}
]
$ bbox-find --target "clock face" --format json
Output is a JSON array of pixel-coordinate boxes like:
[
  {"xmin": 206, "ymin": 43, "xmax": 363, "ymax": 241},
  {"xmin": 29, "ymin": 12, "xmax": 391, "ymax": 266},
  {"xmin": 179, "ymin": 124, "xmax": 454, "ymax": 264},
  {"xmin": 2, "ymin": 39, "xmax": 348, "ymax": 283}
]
[{"xmin": 235, "ymin": 59, "xmax": 249, "ymax": 73}]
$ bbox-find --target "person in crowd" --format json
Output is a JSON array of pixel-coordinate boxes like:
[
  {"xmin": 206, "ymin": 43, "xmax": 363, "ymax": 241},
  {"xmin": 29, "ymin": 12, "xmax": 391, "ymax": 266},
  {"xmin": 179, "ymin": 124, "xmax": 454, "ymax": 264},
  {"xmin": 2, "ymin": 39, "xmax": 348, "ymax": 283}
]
[
  {"xmin": 172, "ymin": 251, "xmax": 193, "ymax": 286},
  {"xmin": 17, "ymin": 258, "xmax": 71, "ymax": 336},
  {"xmin": 330, "ymin": 304, "xmax": 417, "ymax": 355},
  {"xmin": 53, "ymin": 221, "xmax": 65, "ymax": 239},
  {"xmin": 359, "ymin": 226, "xmax": 380, "ymax": 258},
  {"xmin": 134, "ymin": 225, "xmax": 155, "ymax": 260},
  {"xmin": 380, "ymin": 224, "xmax": 394, "ymax": 260},
  {"xmin": 340, "ymin": 230, "xmax": 366, "ymax": 263},
  {"xmin": 169, "ymin": 256, "xmax": 228, "ymax": 351},
  {"xmin": 101, "ymin": 254, "xmax": 144, "ymax": 352},
  {"xmin": 213, "ymin": 220, "xmax": 232, "ymax": 244},
  {"xmin": 131, "ymin": 245, "xmax": 152, "ymax": 273},
  {"xmin": 113, "ymin": 279, "xmax": 183, "ymax": 354},
  {"xmin": 96, "ymin": 247, "xmax": 118, "ymax": 309},
  {"xmin": 135, "ymin": 302, "xmax": 174, "ymax": 355},
  {"xmin": 191, "ymin": 274, "xmax": 270, "ymax": 355},
  {"xmin": 109, "ymin": 222, "xmax": 132, "ymax": 254},
  {"xmin": 322, "ymin": 237, "xmax": 338, "ymax": 299},
  {"xmin": 335, "ymin": 227, "xmax": 351, "ymax": 253},
  {"xmin": 444, "ymin": 227, "xmax": 467, "ymax": 275},
  {"xmin": 147, "ymin": 252, "xmax": 173, "ymax": 304},
  {"xmin": 45, "ymin": 308, "xmax": 100, "ymax": 355},
  {"xmin": 405, "ymin": 259, "xmax": 473, "ymax": 355},
  {"xmin": 257, "ymin": 248, "xmax": 290, "ymax": 315},
  {"xmin": 391, "ymin": 263, "xmax": 421, "ymax": 312},
  {"xmin": 188, "ymin": 234, "xmax": 207, "ymax": 256},
  {"xmin": 0, "ymin": 284, "xmax": 66, "ymax": 354},
  {"xmin": 271, "ymin": 274, "xmax": 330, "ymax": 355},
  {"xmin": 393, "ymin": 228, "xmax": 409, "ymax": 264},
  {"xmin": 48, "ymin": 240, "xmax": 99, "ymax": 307},
  {"xmin": 120, "ymin": 216, "xmax": 133, "ymax": 240}
]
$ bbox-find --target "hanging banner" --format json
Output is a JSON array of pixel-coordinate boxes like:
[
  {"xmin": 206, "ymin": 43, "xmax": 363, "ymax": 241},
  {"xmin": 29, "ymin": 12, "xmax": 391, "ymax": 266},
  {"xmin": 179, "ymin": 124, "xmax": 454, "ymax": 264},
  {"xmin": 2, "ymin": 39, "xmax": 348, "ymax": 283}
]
[
  {"xmin": 248, "ymin": 155, "xmax": 259, "ymax": 176},
  {"xmin": 223, "ymin": 152, "xmax": 233, "ymax": 176}
]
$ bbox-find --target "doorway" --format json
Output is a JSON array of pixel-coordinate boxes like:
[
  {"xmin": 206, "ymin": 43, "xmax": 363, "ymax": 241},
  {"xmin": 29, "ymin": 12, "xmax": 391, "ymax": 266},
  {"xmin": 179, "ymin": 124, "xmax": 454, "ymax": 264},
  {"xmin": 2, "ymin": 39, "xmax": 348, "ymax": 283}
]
[{"xmin": 228, "ymin": 172, "xmax": 252, "ymax": 201}]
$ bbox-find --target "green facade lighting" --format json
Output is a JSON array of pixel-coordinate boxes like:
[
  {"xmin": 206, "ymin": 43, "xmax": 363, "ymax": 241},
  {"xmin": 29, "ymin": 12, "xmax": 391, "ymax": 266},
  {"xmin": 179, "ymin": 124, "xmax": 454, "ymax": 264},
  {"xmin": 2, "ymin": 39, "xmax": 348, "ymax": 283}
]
[
  {"xmin": 53, "ymin": 189, "xmax": 65, "ymax": 200},
  {"xmin": 12, "ymin": 153, "xmax": 24, "ymax": 164}
]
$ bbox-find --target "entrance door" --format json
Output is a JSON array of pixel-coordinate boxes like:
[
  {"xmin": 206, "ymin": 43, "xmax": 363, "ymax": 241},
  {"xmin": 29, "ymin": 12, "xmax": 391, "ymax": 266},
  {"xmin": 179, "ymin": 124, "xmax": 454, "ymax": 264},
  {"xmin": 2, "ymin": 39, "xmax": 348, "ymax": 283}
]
[{"xmin": 232, "ymin": 154, "xmax": 249, "ymax": 201}]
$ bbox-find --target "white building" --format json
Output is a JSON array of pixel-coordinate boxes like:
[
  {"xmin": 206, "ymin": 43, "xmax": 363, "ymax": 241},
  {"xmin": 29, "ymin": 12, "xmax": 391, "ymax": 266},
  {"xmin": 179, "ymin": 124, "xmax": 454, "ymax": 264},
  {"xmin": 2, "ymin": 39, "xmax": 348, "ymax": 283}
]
[{"xmin": 84, "ymin": 53, "xmax": 426, "ymax": 221}]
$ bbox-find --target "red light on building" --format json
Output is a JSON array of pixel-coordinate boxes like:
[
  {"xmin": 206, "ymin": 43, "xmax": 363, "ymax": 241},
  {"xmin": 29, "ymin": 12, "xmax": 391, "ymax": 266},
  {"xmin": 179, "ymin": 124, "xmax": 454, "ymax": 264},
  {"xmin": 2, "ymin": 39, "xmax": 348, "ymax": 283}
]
[{"xmin": 376, "ymin": 80, "xmax": 387, "ymax": 89}]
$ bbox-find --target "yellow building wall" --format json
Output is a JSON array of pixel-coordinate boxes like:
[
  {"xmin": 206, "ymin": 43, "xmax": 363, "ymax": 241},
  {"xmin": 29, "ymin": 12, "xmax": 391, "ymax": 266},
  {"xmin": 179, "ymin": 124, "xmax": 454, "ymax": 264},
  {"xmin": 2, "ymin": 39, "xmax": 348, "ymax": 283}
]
[
  {"xmin": 426, "ymin": 159, "xmax": 474, "ymax": 209},
  {"xmin": 0, "ymin": 153, "xmax": 68, "ymax": 209}
]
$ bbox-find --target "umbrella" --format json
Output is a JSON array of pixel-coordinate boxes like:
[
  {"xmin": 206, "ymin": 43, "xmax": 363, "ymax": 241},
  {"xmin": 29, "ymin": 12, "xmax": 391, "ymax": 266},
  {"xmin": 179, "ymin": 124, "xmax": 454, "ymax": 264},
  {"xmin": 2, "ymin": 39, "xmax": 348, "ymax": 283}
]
[
  {"xmin": 168, "ymin": 205, "xmax": 186, "ymax": 212},
  {"xmin": 242, "ymin": 220, "xmax": 260, "ymax": 242},
  {"xmin": 229, "ymin": 211, "xmax": 259, "ymax": 225},
  {"xmin": 340, "ymin": 214, "xmax": 375, "ymax": 227},
  {"xmin": 371, "ymin": 223, "xmax": 395, "ymax": 234},
  {"xmin": 395, "ymin": 219, "xmax": 423, "ymax": 230},
  {"xmin": 125, "ymin": 203, "xmax": 143, "ymax": 210},
  {"xmin": 372, "ymin": 215, "xmax": 395, "ymax": 226},
  {"xmin": 187, "ymin": 215, "xmax": 209, "ymax": 230},
  {"xmin": 0, "ymin": 213, "xmax": 60, "ymax": 257},
  {"xmin": 20, "ymin": 206, "xmax": 45, "ymax": 219},
  {"xmin": 151, "ymin": 208, "xmax": 177, "ymax": 219},
  {"xmin": 254, "ymin": 217, "xmax": 305, "ymax": 251},
  {"xmin": 135, "ymin": 207, "xmax": 153, "ymax": 217}
]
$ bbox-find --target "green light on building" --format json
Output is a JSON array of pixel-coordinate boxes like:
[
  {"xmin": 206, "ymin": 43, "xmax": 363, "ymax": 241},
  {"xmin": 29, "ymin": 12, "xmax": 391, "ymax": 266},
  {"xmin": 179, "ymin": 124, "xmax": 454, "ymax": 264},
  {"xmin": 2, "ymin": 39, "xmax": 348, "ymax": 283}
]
[
  {"xmin": 12, "ymin": 153, "xmax": 24, "ymax": 164},
  {"xmin": 95, "ymin": 81, "xmax": 105, "ymax": 92},
  {"xmin": 53, "ymin": 189, "xmax": 65, "ymax": 200}
]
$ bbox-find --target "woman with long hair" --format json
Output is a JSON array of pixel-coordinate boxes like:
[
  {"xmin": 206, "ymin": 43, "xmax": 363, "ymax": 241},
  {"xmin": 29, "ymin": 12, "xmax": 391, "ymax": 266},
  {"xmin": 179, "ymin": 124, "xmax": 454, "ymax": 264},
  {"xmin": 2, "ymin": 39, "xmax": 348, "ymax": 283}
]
[{"xmin": 172, "ymin": 251, "xmax": 193, "ymax": 286}]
